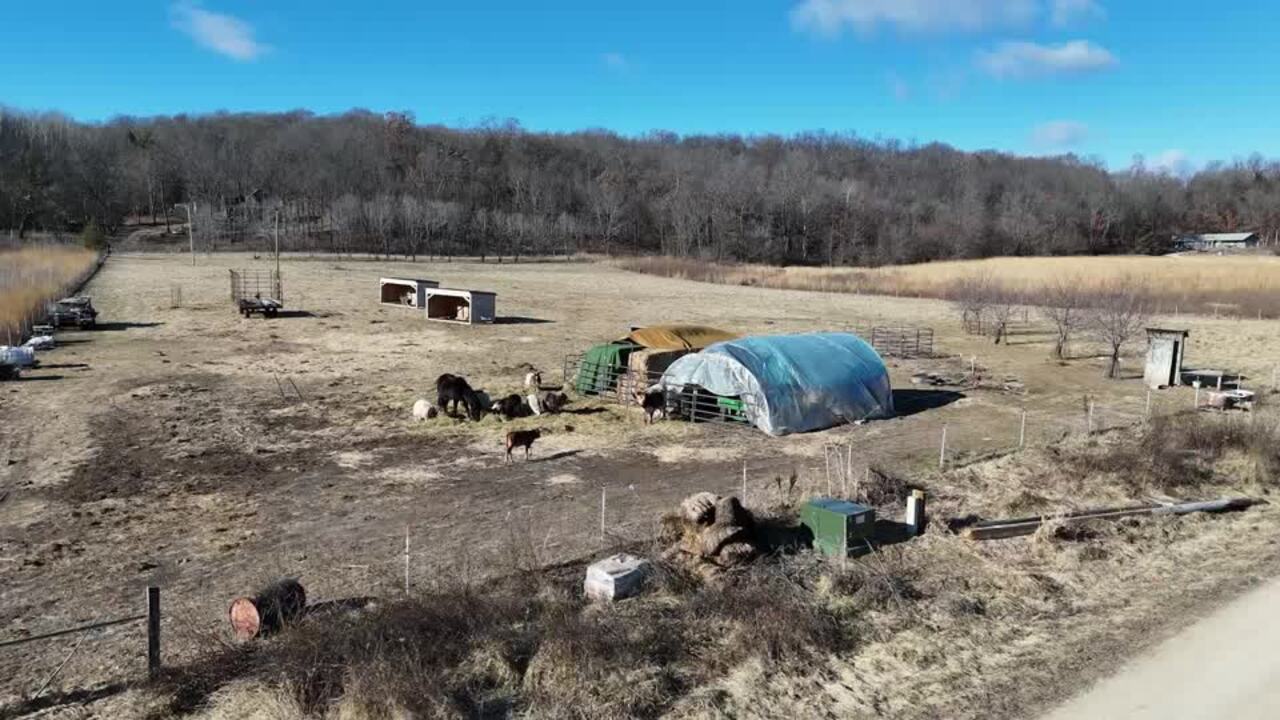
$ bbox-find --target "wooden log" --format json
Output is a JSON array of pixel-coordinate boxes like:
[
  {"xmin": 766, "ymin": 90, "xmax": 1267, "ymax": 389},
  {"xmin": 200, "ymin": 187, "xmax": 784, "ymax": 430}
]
[
  {"xmin": 229, "ymin": 579, "xmax": 307, "ymax": 641},
  {"xmin": 962, "ymin": 497, "xmax": 1260, "ymax": 541}
]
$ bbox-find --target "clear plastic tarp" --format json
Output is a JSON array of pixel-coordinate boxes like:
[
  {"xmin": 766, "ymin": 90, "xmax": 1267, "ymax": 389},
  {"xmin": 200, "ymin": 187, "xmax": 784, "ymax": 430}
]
[{"xmin": 659, "ymin": 332, "xmax": 893, "ymax": 435}]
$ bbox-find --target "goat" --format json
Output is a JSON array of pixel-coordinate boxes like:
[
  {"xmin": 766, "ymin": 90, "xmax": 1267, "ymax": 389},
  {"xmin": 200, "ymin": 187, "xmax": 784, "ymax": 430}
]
[
  {"xmin": 494, "ymin": 393, "xmax": 532, "ymax": 420},
  {"xmin": 540, "ymin": 391, "xmax": 569, "ymax": 414},
  {"xmin": 524, "ymin": 370, "xmax": 544, "ymax": 390},
  {"xmin": 635, "ymin": 386, "xmax": 667, "ymax": 424},
  {"xmin": 505, "ymin": 429, "xmax": 542, "ymax": 462},
  {"xmin": 435, "ymin": 373, "xmax": 485, "ymax": 421}
]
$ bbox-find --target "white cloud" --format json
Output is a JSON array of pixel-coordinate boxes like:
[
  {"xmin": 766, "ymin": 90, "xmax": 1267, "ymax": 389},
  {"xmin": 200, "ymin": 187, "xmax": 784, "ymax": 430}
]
[
  {"xmin": 171, "ymin": 3, "xmax": 267, "ymax": 61},
  {"xmin": 1150, "ymin": 149, "xmax": 1193, "ymax": 176},
  {"xmin": 791, "ymin": 0, "xmax": 1037, "ymax": 35},
  {"xmin": 1051, "ymin": 0, "xmax": 1105, "ymax": 27},
  {"xmin": 887, "ymin": 72, "xmax": 910, "ymax": 100},
  {"xmin": 602, "ymin": 52, "xmax": 628, "ymax": 71},
  {"xmin": 1031, "ymin": 120, "xmax": 1089, "ymax": 148},
  {"xmin": 977, "ymin": 40, "xmax": 1115, "ymax": 78}
]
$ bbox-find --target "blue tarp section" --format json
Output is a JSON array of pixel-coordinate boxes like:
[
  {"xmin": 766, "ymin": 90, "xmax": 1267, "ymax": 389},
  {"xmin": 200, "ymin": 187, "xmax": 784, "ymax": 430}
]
[{"xmin": 659, "ymin": 332, "xmax": 893, "ymax": 436}]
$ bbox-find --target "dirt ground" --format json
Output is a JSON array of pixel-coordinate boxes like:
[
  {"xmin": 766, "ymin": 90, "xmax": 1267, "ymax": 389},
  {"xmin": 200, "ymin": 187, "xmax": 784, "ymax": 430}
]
[{"xmin": 3, "ymin": 252, "xmax": 1280, "ymax": 713}]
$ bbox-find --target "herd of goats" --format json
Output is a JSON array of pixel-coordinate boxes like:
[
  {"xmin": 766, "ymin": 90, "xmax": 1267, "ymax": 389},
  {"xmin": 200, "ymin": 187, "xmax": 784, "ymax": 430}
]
[{"xmin": 426, "ymin": 371, "xmax": 668, "ymax": 462}]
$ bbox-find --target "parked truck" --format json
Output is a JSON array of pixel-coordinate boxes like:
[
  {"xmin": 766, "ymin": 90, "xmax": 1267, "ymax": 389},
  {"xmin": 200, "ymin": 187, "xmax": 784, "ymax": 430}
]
[{"xmin": 45, "ymin": 296, "xmax": 98, "ymax": 329}]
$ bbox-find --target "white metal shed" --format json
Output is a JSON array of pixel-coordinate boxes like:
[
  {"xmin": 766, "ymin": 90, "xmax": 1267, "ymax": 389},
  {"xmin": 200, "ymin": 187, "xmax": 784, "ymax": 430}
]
[
  {"xmin": 380, "ymin": 277, "xmax": 440, "ymax": 308},
  {"xmin": 424, "ymin": 288, "xmax": 496, "ymax": 324}
]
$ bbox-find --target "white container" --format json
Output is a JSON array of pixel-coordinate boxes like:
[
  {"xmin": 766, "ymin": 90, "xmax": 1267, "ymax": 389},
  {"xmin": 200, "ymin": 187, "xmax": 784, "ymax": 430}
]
[
  {"xmin": 584, "ymin": 553, "xmax": 651, "ymax": 602},
  {"xmin": 24, "ymin": 335, "xmax": 55, "ymax": 351},
  {"xmin": 0, "ymin": 346, "xmax": 36, "ymax": 367}
]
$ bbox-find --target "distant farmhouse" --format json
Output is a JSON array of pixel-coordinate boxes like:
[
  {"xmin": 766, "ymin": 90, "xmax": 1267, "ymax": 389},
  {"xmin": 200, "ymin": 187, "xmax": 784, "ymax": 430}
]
[{"xmin": 1174, "ymin": 232, "xmax": 1260, "ymax": 252}]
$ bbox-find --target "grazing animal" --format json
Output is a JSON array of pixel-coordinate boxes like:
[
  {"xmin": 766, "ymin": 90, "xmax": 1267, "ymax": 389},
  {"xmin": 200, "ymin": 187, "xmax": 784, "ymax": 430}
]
[
  {"xmin": 505, "ymin": 429, "xmax": 542, "ymax": 462},
  {"xmin": 635, "ymin": 386, "xmax": 667, "ymax": 424},
  {"xmin": 495, "ymin": 393, "xmax": 532, "ymax": 420},
  {"xmin": 524, "ymin": 370, "xmax": 544, "ymax": 390},
  {"xmin": 411, "ymin": 398, "xmax": 438, "ymax": 421},
  {"xmin": 435, "ymin": 373, "xmax": 485, "ymax": 421},
  {"xmin": 540, "ymin": 391, "xmax": 569, "ymax": 415}
]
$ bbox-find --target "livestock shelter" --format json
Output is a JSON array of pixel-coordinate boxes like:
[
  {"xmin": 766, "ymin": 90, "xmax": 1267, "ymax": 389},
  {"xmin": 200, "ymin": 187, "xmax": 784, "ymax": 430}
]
[
  {"xmin": 1144, "ymin": 328, "xmax": 1189, "ymax": 389},
  {"xmin": 424, "ymin": 288, "xmax": 496, "ymax": 324},
  {"xmin": 659, "ymin": 332, "xmax": 893, "ymax": 436},
  {"xmin": 1175, "ymin": 232, "xmax": 1259, "ymax": 251},
  {"xmin": 379, "ymin": 277, "xmax": 439, "ymax": 308},
  {"xmin": 570, "ymin": 325, "xmax": 737, "ymax": 398}
]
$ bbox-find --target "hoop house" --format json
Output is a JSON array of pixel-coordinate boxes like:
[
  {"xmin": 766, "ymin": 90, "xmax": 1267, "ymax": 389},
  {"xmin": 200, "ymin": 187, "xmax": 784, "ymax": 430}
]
[{"xmin": 659, "ymin": 332, "xmax": 893, "ymax": 435}]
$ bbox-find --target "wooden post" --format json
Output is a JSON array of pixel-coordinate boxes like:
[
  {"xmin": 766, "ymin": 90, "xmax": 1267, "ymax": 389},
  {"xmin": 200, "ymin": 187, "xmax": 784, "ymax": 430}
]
[
  {"xmin": 1087, "ymin": 401, "xmax": 1094, "ymax": 434},
  {"xmin": 741, "ymin": 461, "xmax": 747, "ymax": 505},
  {"xmin": 1145, "ymin": 390, "xmax": 1152, "ymax": 418},
  {"xmin": 1195, "ymin": 385, "xmax": 1201, "ymax": 408},
  {"xmin": 146, "ymin": 586, "xmax": 161, "ymax": 678},
  {"xmin": 1018, "ymin": 410, "xmax": 1027, "ymax": 449},
  {"xmin": 939, "ymin": 425, "xmax": 947, "ymax": 470}
]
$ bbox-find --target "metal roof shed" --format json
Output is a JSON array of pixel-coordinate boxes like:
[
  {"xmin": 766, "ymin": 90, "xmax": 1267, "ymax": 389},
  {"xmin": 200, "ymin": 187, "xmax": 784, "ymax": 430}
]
[
  {"xmin": 380, "ymin": 277, "xmax": 440, "ymax": 308},
  {"xmin": 424, "ymin": 288, "xmax": 496, "ymax": 324}
]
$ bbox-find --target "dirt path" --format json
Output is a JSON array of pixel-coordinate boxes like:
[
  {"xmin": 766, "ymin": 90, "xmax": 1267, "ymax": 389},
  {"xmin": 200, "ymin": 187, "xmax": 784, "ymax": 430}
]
[{"xmin": 1042, "ymin": 577, "xmax": 1280, "ymax": 720}]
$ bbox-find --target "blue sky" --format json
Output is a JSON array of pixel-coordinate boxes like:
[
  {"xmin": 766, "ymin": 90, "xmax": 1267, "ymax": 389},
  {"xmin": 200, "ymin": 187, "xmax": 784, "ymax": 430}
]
[{"xmin": 1, "ymin": 1, "xmax": 1277, "ymax": 172}]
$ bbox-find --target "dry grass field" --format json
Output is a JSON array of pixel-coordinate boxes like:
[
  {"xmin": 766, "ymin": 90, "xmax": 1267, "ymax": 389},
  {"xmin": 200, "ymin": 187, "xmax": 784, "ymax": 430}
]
[
  {"xmin": 2, "ymin": 253, "xmax": 1279, "ymax": 718},
  {"xmin": 0, "ymin": 246, "xmax": 99, "ymax": 342},
  {"xmin": 620, "ymin": 254, "xmax": 1280, "ymax": 318}
]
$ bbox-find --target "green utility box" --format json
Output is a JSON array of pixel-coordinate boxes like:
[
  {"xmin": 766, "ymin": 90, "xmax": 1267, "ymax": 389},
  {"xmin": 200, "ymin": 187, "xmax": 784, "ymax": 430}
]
[{"xmin": 801, "ymin": 498, "xmax": 876, "ymax": 557}]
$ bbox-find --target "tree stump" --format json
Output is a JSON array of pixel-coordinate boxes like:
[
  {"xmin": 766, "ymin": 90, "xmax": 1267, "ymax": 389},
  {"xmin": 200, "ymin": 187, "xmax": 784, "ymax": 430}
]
[{"xmin": 229, "ymin": 579, "xmax": 307, "ymax": 641}]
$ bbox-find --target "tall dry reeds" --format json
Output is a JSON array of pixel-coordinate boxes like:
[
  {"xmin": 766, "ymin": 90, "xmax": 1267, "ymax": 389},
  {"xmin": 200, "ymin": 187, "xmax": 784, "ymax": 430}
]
[
  {"xmin": 0, "ymin": 246, "xmax": 99, "ymax": 343},
  {"xmin": 617, "ymin": 254, "xmax": 1280, "ymax": 319}
]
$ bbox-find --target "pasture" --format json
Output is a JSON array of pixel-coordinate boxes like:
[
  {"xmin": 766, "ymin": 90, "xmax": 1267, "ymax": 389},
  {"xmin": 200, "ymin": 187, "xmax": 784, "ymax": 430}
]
[
  {"xmin": 620, "ymin": 253, "xmax": 1280, "ymax": 319},
  {"xmin": 2, "ymin": 253, "xmax": 1280, "ymax": 717}
]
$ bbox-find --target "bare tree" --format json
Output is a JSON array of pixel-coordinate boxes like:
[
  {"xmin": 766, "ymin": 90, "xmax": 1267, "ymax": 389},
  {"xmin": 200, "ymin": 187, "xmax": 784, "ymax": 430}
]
[
  {"xmin": 1039, "ymin": 277, "xmax": 1088, "ymax": 359},
  {"xmin": 985, "ymin": 288, "xmax": 1020, "ymax": 345},
  {"xmin": 1089, "ymin": 279, "xmax": 1151, "ymax": 379},
  {"xmin": 950, "ymin": 272, "xmax": 995, "ymax": 335}
]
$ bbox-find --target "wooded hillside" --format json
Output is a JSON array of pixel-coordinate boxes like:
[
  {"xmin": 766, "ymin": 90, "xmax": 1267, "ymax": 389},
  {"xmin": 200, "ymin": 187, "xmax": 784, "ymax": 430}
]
[{"xmin": 2, "ymin": 108, "xmax": 1277, "ymax": 263}]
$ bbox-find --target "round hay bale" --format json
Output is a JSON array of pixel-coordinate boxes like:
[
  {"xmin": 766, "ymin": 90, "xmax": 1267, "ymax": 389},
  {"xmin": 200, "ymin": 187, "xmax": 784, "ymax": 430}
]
[
  {"xmin": 712, "ymin": 496, "xmax": 753, "ymax": 529},
  {"xmin": 681, "ymin": 492, "xmax": 719, "ymax": 525},
  {"xmin": 699, "ymin": 525, "xmax": 748, "ymax": 558},
  {"xmin": 228, "ymin": 579, "xmax": 307, "ymax": 641},
  {"xmin": 717, "ymin": 542, "xmax": 758, "ymax": 566}
]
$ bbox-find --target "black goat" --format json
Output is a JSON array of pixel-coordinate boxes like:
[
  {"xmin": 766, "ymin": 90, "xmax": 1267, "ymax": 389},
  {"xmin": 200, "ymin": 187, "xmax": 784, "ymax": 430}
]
[
  {"xmin": 436, "ymin": 373, "xmax": 485, "ymax": 421},
  {"xmin": 634, "ymin": 386, "xmax": 667, "ymax": 424},
  {"xmin": 494, "ymin": 393, "xmax": 532, "ymax": 420}
]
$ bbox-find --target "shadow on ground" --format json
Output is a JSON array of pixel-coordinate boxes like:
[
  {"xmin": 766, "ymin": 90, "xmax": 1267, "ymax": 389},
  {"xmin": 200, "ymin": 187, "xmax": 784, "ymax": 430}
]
[{"xmin": 892, "ymin": 389, "xmax": 965, "ymax": 417}]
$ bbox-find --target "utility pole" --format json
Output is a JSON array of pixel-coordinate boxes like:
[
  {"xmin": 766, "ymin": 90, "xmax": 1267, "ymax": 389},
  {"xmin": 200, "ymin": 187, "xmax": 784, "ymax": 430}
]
[
  {"xmin": 274, "ymin": 206, "xmax": 281, "ymax": 282},
  {"xmin": 180, "ymin": 202, "xmax": 197, "ymax": 267}
]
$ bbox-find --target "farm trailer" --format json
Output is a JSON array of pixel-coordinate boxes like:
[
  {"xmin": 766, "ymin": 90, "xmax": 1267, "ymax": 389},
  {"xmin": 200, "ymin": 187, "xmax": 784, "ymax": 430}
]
[{"xmin": 229, "ymin": 269, "xmax": 283, "ymax": 318}]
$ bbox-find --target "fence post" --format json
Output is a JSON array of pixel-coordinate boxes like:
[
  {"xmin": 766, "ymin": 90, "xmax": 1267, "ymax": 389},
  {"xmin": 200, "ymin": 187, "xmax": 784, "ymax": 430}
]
[
  {"xmin": 939, "ymin": 425, "xmax": 947, "ymax": 470},
  {"xmin": 1019, "ymin": 410, "xmax": 1027, "ymax": 449},
  {"xmin": 741, "ymin": 461, "xmax": 747, "ymax": 505},
  {"xmin": 600, "ymin": 486, "xmax": 606, "ymax": 541},
  {"xmin": 146, "ymin": 586, "xmax": 161, "ymax": 678},
  {"xmin": 1194, "ymin": 385, "xmax": 1201, "ymax": 409},
  {"xmin": 1145, "ymin": 390, "xmax": 1152, "ymax": 418},
  {"xmin": 404, "ymin": 526, "xmax": 411, "ymax": 595},
  {"xmin": 1087, "ymin": 401, "xmax": 1094, "ymax": 434}
]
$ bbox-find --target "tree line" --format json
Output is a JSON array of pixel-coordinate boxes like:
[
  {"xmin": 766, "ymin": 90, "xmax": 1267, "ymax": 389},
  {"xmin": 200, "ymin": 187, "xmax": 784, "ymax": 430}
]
[{"xmin": 2, "ymin": 107, "xmax": 1278, "ymax": 264}]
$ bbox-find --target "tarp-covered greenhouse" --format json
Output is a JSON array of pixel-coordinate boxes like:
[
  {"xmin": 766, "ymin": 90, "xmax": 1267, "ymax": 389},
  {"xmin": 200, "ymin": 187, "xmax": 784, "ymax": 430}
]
[{"xmin": 659, "ymin": 332, "xmax": 893, "ymax": 436}]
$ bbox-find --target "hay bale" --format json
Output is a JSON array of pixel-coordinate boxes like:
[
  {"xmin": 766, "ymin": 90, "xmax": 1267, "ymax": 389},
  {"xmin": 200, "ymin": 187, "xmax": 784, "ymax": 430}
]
[
  {"xmin": 699, "ymin": 525, "xmax": 748, "ymax": 558},
  {"xmin": 713, "ymin": 496, "xmax": 753, "ymax": 529},
  {"xmin": 681, "ymin": 492, "xmax": 719, "ymax": 525},
  {"xmin": 717, "ymin": 542, "xmax": 758, "ymax": 566}
]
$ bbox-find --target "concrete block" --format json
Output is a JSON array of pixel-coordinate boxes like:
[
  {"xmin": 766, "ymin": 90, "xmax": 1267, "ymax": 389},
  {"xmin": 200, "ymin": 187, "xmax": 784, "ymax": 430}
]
[{"xmin": 584, "ymin": 553, "xmax": 650, "ymax": 602}]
